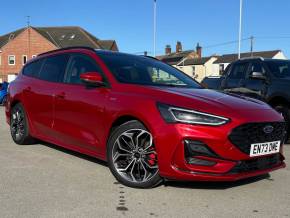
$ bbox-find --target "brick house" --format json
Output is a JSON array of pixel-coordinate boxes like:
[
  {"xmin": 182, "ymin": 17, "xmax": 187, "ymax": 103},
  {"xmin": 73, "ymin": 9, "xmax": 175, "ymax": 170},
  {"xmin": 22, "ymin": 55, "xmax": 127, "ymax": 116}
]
[{"xmin": 0, "ymin": 26, "xmax": 118, "ymax": 82}]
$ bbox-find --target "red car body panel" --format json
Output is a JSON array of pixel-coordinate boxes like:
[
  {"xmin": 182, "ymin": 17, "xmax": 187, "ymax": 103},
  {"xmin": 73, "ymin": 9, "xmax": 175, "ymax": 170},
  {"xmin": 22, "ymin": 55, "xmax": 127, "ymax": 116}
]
[{"xmin": 5, "ymin": 48, "xmax": 286, "ymax": 182}]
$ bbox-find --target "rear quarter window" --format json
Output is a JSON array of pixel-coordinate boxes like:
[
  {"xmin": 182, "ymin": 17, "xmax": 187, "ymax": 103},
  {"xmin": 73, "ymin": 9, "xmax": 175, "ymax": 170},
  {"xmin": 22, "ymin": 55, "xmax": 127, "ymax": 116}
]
[
  {"xmin": 22, "ymin": 59, "xmax": 44, "ymax": 78},
  {"xmin": 39, "ymin": 54, "xmax": 70, "ymax": 83}
]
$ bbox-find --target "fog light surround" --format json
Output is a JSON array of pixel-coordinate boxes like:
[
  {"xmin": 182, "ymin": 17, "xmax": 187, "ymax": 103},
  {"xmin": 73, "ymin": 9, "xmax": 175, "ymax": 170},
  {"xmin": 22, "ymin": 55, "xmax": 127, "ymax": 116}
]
[{"xmin": 184, "ymin": 140, "xmax": 219, "ymax": 166}]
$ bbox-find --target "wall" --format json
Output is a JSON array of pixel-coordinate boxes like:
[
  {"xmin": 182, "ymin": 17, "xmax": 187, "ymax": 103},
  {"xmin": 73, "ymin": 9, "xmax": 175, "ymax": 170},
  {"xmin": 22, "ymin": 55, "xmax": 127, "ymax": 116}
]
[
  {"xmin": 273, "ymin": 51, "xmax": 287, "ymax": 60},
  {"xmin": 175, "ymin": 57, "xmax": 218, "ymax": 82},
  {"xmin": 0, "ymin": 27, "xmax": 57, "ymax": 81}
]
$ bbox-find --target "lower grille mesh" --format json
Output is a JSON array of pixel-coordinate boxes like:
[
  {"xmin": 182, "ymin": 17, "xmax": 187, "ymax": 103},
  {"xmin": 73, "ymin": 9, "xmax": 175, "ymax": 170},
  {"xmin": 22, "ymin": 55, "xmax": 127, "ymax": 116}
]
[{"xmin": 229, "ymin": 154, "xmax": 281, "ymax": 173}]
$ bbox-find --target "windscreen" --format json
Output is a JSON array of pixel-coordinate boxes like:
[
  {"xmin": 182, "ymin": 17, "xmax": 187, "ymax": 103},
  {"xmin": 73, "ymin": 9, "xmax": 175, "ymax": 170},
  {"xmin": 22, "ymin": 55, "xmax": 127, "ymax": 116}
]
[
  {"xmin": 265, "ymin": 60, "xmax": 290, "ymax": 78},
  {"xmin": 98, "ymin": 53, "xmax": 201, "ymax": 88}
]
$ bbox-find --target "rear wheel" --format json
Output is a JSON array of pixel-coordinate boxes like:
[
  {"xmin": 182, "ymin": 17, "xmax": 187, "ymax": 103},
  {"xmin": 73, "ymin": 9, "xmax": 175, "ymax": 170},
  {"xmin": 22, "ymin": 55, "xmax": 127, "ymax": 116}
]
[
  {"xmin": 107, "ymin": 120, "xmax": 162, "ymax": 188},
  {"xmin": 10, "ymin": 103, "xmax": 35, "ymax": 145},
  {"xmin": 274, "ymin": 104, "xmax": 290, "ymax": 142}
]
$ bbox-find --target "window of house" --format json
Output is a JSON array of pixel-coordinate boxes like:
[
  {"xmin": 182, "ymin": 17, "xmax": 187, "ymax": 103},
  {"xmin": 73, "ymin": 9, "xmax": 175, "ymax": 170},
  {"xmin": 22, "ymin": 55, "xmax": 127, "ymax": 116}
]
[
  {"xmin": 192, "ymin": 66, "xmax": 196, "ymax": 76},
  {"xmin": 8, "ymin": 55, "xmax": 15, "ymax": 65},
  {"xmin": 22, "ymin": 55, "xmax": 27, "ymax": 65}
]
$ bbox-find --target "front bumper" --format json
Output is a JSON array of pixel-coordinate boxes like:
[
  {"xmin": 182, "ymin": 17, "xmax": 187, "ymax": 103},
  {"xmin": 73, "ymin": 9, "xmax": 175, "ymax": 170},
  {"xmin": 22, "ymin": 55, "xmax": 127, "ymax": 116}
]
[
  {"xmin": 153, "ymin": 118, "xmax": 286, "ymax": 181},
  {"xmin": 168, "ymin": 162, "xmax": 285, "ymax": 182}
]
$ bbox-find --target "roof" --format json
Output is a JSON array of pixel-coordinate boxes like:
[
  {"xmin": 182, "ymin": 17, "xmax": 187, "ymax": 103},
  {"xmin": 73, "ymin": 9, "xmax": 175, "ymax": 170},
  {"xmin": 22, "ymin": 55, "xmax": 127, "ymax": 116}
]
[
  {"xmin": 0, "ymin": 28, "xmax": 25, "ymax": 48},
  {"xmin": 182, "ymin": 57, "xmax": 212, "ymax": 66},
  {"xmin": 157, "ymin": 50, "xmax": 196, "ymax": 65},
  {"xmin": 0, "ymin": 26, "xmax": 118, "ymax": 51},
  {"xmin": 97, "ymin": 40, "xmax": 117, "ymax": 50},
  {"xmin": 214, "ymin": 50, "xmax": 281, "ymax": 64}
]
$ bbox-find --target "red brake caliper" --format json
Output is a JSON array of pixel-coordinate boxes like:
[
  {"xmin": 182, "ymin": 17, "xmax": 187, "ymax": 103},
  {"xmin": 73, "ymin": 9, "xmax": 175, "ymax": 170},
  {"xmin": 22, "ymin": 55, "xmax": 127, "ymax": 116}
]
[{"xmin": 147, "ymin": 148, "xmax": 157, "ymax": 166}]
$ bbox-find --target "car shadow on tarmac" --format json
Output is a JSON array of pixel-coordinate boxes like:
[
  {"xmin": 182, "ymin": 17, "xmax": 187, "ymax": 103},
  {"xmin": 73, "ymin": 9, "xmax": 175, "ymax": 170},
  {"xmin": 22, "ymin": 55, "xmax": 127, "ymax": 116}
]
[
  {"xmin": 38, "ymin": 141, "xmax": 108, "ymax": 167},
  {"xmin": 36, "ymin": 141, "xmax": 271, "ymax": 190},
  {"xmin": 163, "ymin": 174, "xmax": 271, "ymax": 190}
]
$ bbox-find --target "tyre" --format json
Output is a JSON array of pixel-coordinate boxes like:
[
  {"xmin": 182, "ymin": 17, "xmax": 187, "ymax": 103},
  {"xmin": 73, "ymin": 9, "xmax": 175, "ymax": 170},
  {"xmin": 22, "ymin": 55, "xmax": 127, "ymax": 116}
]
[
  {"xmin": 10, "ymin": 103, "xmax": 35, "ymax": 145},
  {"xmin": 274, "ymin": 104, "xmax": 290, "ymax": 142},
  {"xmin": 107, "ymin": 120, "xmax": 162, "ymax": 188}
]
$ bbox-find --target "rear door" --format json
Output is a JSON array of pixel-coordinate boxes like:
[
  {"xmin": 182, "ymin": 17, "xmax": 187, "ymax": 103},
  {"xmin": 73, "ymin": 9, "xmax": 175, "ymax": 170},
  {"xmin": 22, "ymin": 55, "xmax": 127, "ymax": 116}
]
[
  {"xmin": 53, "ymin": 53, "xmax": 109, "ymax": 153},
  {"xmin": 221, "ymin": 61, "xmax": 249, "ymax": 95},
  {"xmin": 22, "ymin": 54, "xmax": 69, "ymax": 138}
]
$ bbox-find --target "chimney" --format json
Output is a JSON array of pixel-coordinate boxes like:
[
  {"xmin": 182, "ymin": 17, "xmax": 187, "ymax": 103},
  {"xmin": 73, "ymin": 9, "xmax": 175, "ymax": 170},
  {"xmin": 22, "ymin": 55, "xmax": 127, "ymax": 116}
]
[
  {"xmin": 196, "ymin": 42, "xmax": 202, "ymax": 58},
  {"xmin": 176, "ymin": 41, "xmax": 182, "ymax": 53},
  {"xmin": 165, "ymin": 45, "xmax": 171, "ymax": 55}
]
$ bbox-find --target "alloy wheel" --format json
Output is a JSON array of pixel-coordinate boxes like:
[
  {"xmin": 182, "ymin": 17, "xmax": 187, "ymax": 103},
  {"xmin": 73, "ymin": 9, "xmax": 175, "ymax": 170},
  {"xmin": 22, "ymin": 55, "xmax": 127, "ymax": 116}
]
[
  {"xmin": 11, "ymin": 108, "xmax": 25, "ymax": 141},
  {"xmin": 112, "ymin": 129, "xmax": 158, "ymax": 183}
]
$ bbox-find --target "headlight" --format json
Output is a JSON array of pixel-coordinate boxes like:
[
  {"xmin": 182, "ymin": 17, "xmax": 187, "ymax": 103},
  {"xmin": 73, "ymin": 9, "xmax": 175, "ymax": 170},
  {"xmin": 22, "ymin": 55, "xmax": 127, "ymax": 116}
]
[{"xmin": 157, "ymin": 103, "xmax": 229, "ymax": 126}]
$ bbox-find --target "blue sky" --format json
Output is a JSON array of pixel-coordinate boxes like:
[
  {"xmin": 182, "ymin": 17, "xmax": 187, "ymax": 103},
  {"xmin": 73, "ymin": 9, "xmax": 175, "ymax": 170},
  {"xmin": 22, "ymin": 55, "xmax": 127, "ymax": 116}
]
[{"xmin": 1, "ymin": 0, "xmax": 290, "ymax": 57}]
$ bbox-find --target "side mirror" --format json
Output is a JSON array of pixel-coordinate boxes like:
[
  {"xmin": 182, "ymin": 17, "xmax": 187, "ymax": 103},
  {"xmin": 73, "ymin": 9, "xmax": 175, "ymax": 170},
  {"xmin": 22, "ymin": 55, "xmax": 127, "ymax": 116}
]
[
  {"xmin": 80, "ymin": 72, "xmax": 105, "ymax": 86},
  {"xmin": 250, "ymin": 71, "xmax": 266, "ymax": 80}
]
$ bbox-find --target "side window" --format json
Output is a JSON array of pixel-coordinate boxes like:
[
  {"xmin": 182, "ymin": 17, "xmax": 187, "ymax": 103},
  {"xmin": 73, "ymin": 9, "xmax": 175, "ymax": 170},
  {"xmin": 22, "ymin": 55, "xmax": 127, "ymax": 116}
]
[
  {"xmin": 22, "ymin": 59, "xmax": 44, "ymax": 78},
  {"xmin": 39, "ymin": 54, "xmax": 69, "ymax": 83},
  {"xmin": 65, "ymin": 54, "xmax": 102, "ymax": 84},
  {"xmin": 250, "ymin": 62, "xmax": 265, "ymax": 73},
  {"xmin": 228, "ymin": 63, "xmax": 249, "ymax": 79}
]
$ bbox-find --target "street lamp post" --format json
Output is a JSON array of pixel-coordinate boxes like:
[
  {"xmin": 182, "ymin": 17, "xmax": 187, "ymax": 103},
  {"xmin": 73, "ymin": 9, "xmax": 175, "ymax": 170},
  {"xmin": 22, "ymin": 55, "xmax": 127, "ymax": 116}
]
[
  {"xmin": 153, "ymin": 0, "xmax": 156, "ymax": 57},
  {"xmin": 238, "ymin": 0, "xmax": 243, "ymax": 59}
]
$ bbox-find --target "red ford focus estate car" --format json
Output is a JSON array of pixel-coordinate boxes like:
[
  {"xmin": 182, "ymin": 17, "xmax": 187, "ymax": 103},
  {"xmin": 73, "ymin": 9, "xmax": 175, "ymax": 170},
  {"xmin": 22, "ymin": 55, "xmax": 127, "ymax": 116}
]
[{"xmin": 5, "ymin": 47, "xmax": 286, "ymax": 188}]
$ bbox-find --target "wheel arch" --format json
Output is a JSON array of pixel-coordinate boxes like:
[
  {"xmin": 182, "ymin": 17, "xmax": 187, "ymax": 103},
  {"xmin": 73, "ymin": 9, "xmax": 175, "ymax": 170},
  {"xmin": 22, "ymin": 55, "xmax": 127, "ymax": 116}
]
[
  {"xmin": 105, "ymin": 113, "xmax": 157, "ymax": 148},
  {"xmin": 108, "ymin": 115, "xmax": 151, "ymax": 137}
]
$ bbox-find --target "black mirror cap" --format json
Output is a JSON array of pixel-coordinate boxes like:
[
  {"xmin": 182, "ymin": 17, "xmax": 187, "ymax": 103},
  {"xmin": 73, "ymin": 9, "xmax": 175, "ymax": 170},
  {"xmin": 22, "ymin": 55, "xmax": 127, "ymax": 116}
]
[{"xmin": 250, "ymin": 71, "xmax": 266, "ymax": 80}]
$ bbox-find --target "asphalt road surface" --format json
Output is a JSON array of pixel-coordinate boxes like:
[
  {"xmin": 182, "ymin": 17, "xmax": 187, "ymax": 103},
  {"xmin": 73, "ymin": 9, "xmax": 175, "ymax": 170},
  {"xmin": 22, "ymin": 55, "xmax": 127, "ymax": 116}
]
[{"xmin": 0, "ymin": 107, "xmax": 289, "ymax": 218}]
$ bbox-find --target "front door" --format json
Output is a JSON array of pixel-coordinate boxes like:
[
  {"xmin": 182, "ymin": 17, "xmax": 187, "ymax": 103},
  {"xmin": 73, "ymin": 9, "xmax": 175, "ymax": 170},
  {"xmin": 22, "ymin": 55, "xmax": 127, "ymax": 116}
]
[
  {"xmin": 242, "ymin": 61, "xmax": 268, "ymax": 101},
  {"xmin": 53, "ymin": 53, "xmax": 109, "ymax": 153},
  {"xmin": 221, "ymin": 62, "xmax": 249, "ymax": 95}
]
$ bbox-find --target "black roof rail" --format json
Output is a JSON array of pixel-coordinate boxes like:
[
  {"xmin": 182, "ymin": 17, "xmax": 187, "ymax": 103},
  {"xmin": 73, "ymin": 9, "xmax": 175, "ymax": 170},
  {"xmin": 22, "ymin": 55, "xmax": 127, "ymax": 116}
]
[
  {"xmin": 37, "ymin": 46, "xmax": 97, "ymax": 57},
  {"xmin": 238, "ymin": 56, "xmax": 264, "ymax": 61}
]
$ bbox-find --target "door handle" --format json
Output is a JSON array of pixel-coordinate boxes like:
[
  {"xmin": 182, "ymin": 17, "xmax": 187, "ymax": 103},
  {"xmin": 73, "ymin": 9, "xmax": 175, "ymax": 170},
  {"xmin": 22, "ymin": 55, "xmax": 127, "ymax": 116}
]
[{"xmin": 55, "ymin": 92, "xmax": 66, "ymax": 99}]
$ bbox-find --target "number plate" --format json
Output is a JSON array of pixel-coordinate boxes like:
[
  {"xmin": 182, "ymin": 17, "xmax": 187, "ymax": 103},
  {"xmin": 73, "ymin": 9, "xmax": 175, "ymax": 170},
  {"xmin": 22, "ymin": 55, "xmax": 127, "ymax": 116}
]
[{"xmin": 250, "ymin": 141, "xmax": 281, "ymax": 157}]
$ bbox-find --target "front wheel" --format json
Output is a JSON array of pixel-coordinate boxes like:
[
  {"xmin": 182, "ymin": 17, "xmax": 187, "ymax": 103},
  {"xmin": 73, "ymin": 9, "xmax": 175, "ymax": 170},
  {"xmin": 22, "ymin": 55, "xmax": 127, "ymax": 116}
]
[{"xmin": 107, "ymin": 120, "xmax": 162, "ymax": 188}]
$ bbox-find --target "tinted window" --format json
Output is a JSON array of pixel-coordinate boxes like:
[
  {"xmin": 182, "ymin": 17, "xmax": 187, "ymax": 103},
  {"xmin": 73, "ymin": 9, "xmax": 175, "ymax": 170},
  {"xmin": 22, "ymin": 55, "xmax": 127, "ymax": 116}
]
[
  {"xmin": 250, "ymin": 62, "xmax": 265, "ymax": 73},
  {"xmin": 228, "ymin": 63, "xmax": 249, "ymax": 79},
  {"xmin": 247, "ymin": 62, "xmax": 266, "ymax": 78},
  {"xmin": 265, "ymin": 60, "xmax": 290, "ymax": 78},
  {"xmin": 98, "ymin": 53, "xmax": 201, "ymax": 88},
  {"xmin": 22, "ymin": 59, "xmax": 43, "ymax": 78},
  {"xmin": 39, "ymin": 54, "xmax": 69, "ymax": 82},
  {"xmin": 65, "ymin": 54, "xmax": 101, "ymax": 84}
]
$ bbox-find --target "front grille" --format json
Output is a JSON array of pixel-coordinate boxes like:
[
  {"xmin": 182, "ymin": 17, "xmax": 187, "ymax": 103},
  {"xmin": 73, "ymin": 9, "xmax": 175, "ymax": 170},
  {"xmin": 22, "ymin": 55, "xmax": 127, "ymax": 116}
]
[
  {"xmin": 229, "ymin": 122, "xmax": 286, "ymax": 154},
  {"xmin": 229, "ymin": 154, "xmax": 282, "ymax": 174}
]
